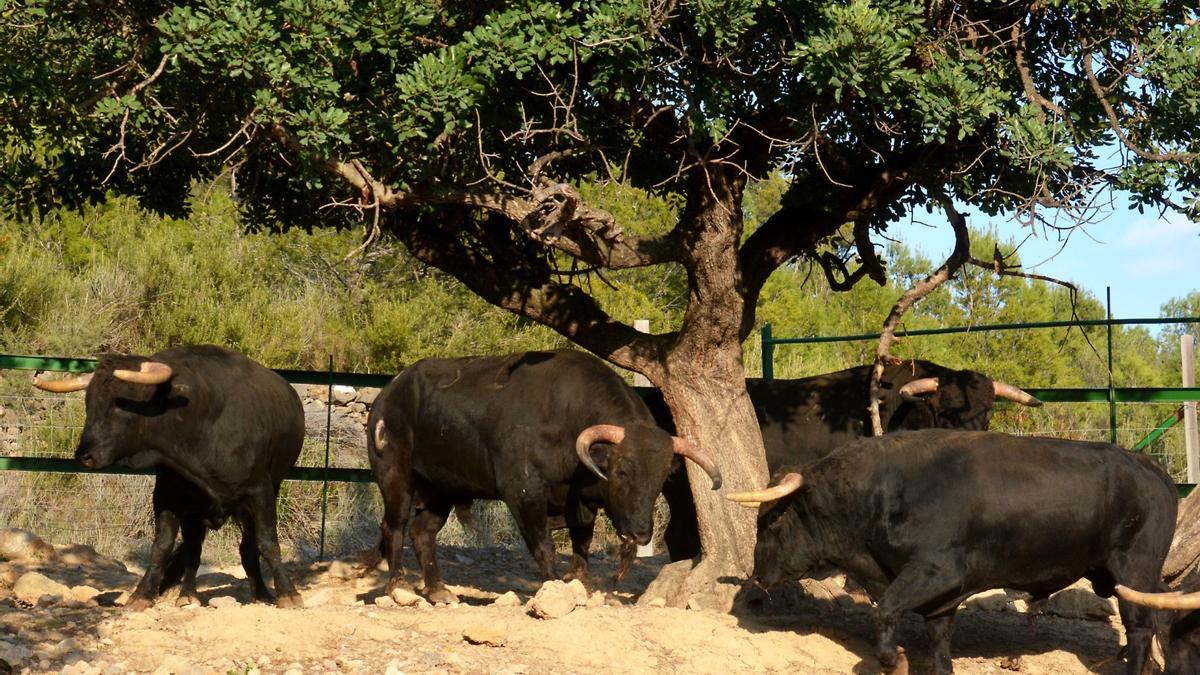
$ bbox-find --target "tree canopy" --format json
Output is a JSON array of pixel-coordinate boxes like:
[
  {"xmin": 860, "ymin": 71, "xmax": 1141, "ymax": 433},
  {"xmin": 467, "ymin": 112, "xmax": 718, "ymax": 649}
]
[{"xmin": 4, "ymin": 1, "xmax": 1199, "ymax": 370}]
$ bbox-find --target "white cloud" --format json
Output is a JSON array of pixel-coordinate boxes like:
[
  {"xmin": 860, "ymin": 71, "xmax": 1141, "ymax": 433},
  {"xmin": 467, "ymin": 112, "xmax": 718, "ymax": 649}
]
[{"xmin": 1118, "ymin": 213, "xmax": 1199, "ymax": 248}]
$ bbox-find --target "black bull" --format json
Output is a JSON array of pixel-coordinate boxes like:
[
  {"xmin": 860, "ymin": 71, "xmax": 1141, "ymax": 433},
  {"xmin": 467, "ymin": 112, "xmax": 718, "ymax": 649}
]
[
  {"xmin": 367, "ymin": 349, "xmax": 720, "ymax": 603},
  {"xmin": 32, "ymin": 345, "xmax": 305, "ymax": 609},
  {"xmin": 649, "ymin": 360, "xmax": 1042, "ymax": 561},
  {"xmin": 730, "ymin": 430, "xmax": 1178, "ymax": 675}
]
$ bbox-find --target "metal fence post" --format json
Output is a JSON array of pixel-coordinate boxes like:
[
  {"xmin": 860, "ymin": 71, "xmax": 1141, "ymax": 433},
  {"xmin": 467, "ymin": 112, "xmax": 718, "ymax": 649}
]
[
  {"xmin": 1184, "ymin": 334, "xmax": 1198, "ymax": 483},
  {"xmin": 319, "ymin": 354, "xmax": 333, "ymax": 561},
  {"xmin": 1107, "ymin": 288, "xmax": 1117, "ymax": 444},
  {"xmin": 762, "ymin": 323, "xmax": 774, "ymax": 380}
]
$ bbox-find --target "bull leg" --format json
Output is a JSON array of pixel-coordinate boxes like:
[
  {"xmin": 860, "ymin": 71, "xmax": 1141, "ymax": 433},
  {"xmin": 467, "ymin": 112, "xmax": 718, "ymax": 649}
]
[
  {"xmin": 1115, "ymin": 589, "xmax": 1161, "ymax": 675},
  {"xmin": 238, "ymin": 512, "xmax": 273, "ymax": 603},
  {"xmin": 563, "ymin": 519, "xmax": 595, "ymax": 585},
  {"xmin": 410, "ymin": 500, "xmax": 457, "ymax": 604},
  {"xmin": 160, "ymin": 514, "xmax": 206, "ymax": 607},
  {"xmin": 924, "ymin": 612, "xmax": 956, "ymax": 675},
  {"xmin": 374, "ymin": 462, "xmax": 415, "ymax": 597},
  {"xmin": 875, "ymin": 559, "xmax": 965, "ymax": 675},
  {"xmin": 127, "ymin": 506, "xmax": 180, "ymax": 611},
  {"xmin": 506, "ymin": 491, "xmax": 556, "ymax": 581},
  {"xmin": 247, "ymin": 487, "xmax": 302, "ymax": 608}
]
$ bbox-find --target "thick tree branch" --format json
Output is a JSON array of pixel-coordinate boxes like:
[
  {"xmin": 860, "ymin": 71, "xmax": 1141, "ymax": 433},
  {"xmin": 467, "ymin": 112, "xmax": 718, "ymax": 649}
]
[
  {"xmin": 393, "ymin": 209, "xmax": 672, "ymax": 378},
  {"xmin": 867, "ymin": 199, "xmax": 970, "ymax": 435},
  {"xmin": 737, "ymin": 161, "xmax": 917, "ymax": 340},
  {"xmin": 270, "ymin": 124, "xmax": 683, "ymax": 270}
]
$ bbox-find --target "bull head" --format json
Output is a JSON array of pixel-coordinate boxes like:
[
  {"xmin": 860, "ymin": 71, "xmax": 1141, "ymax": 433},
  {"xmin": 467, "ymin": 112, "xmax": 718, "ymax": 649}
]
[
  {"xmin": 726, "ymin": 470, "xmax": 819, "ymax": 591},
  {"xmin": 575, "ymin": 423, "xmax": 721, "ymax": 547},
  {"xmin": 33, "ymin": 356, "xmax": 177, "ymax": 470}
]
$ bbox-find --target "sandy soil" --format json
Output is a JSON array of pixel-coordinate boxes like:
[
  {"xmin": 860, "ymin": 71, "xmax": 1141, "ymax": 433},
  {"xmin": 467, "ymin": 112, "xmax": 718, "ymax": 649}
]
[{"xmin": 0, "ymin": 539, "xmax": 1136, "ymax": 675}]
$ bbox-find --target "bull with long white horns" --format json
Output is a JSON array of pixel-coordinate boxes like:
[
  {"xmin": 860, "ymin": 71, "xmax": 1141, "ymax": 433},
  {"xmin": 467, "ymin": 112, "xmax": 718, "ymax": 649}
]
[
  {"xmin": 728, "ymin": 429, "xmax": 1177, "ymax": 675},
  {"xmin": 32, "ymin": 345, "xmax": 305, "ymax": 610},
  {"xmin": 367, "ymin": 349, "xmax": 721, "ymax": 604}
]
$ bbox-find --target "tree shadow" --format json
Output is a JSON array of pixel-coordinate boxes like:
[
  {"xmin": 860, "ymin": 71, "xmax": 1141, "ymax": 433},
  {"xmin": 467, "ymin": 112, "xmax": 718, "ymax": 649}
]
[{"xmin": 730, "ymin": 579, "xmax": 1128, "ymax": 674}]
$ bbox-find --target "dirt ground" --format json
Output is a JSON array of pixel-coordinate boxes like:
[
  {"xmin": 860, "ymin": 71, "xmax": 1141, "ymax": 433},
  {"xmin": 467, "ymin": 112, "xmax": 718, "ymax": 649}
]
[{"xmin": 0, "ymin": 536, "xmax": 1138, "ymax": 675}]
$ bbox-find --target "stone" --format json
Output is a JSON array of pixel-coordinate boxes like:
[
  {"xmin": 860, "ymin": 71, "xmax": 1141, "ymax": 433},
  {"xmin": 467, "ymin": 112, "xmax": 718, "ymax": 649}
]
[
  {"xmin": 71, "ymin": 585, "xmax": 102, "ymax": 603},
  {"xmin": 390, "ymin": 587, "xmax": 427, "ymax": 607},
  {"xmin": 356, "ymin": 387, "xmax": 381, "ymax": 405},
  {"xmin": 304, "ymin": 588, "xmax": 334, "ymax": 608},
  {"xmin": 586, "ymin": 591, "xmax": 606, "ymax": 608},
  {"xmin": 645, "ymin": 597, "xmax": 667, "ymax": 608},
  {"xmin": 462, "ymin": 625, "xmax": 507, "ymax": 647},
  {"xmin": 526, "ymin": 579, "xmax": 588, "ymax": 619},
  {"xmin": 1040, "ymin": 587, "xmax": 1117, "ymax": 621},
  {"xmin": 49, "ymin": 637, "xmax": 77, "ymax": 658},
  {"xmin": 151, "ymin": 654, "xmax": 193, "ymax": 675},
  {"xmin": 349, "ymin": 401, "xmax": 367, "ymax": 414},
  {"xmin": 0, "ymin": 638, "xmax": 30, "ymax": 670},
  {"xmin": 332, "ymin": 385, "xmax": 357, "ymax": 405},
  {"xmin": 0, "ymin": 529, "xmax": 56, "ymax": 563},
  {"xmin": 491, "ymin": 591, "xmax": 521, "ymax": 607},
  {"xmin": 383, "ymin": 660, "xmax": 407, "ymax": 675},
  {"xmin": 208, "ymin": 595, "xmax": 240, "ymax": 609},
  {"xmin": 13, "ymin": 572, "xmax": 69, "ymax": 606},
  {"xmin": 308, "ymin": 385, "xmax": 329, "ymax": 403},
  {"xmin": 374, "ymin": 594, "xmax": 396, "ymax": 608},
  {"xmin": 962, "ymin": 589, "xmax": 1015, "ymax": 613}
]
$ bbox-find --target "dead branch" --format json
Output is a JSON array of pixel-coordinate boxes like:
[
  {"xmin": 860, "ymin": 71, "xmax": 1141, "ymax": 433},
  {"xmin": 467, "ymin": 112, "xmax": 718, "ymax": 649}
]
[{"xmin": 868, "ymin": 198, "xmax": 970, "ymax": 436}]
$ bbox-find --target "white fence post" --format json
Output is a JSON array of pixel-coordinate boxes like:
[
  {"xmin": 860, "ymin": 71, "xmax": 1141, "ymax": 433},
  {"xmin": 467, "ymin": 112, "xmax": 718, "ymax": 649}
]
[{"xmin": 1184, "ymin": 334, "xmax": 1198, "ymax": 484}]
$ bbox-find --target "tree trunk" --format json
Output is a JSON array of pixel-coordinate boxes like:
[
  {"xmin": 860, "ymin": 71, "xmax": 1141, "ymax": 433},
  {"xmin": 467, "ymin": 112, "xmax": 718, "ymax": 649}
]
[
  {"xmin": 637, "ymin": 165, "xmax": 769, "ymax": 611},
  {"xmin": 1164, "ymin": 487, "xmax": 1200, "ymax": 589},
  {"xmin": 639, "ymin": 356, "xmax": 769, "ymax": 610}
]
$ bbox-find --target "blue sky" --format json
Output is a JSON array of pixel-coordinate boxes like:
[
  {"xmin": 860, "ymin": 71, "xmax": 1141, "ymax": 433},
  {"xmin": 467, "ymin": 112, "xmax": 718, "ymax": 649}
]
[{"xmin": 892, "ymin": 198, "xmax": 1200, "ymax": 320}]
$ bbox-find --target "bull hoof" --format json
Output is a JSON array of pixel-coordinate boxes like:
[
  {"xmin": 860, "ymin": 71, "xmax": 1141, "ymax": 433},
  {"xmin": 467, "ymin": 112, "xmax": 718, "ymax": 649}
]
[
  {"xmin": 426, "ymin": 587, "xmax": 459, "ymax": 605},
  {"xmin": 124, "ymin": 595, "xmax": 155, "ymax": 612},
  {"xmin": 175, "ymin": 594, "xmax": 201, "ymax": 608},
  {"xmin": 275, "ymin": 592, "xmax": 303, "ymax": 609}
]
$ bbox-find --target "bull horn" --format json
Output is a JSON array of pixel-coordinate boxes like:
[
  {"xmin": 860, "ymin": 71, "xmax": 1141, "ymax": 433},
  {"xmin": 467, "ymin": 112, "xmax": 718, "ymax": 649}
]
[
  {"xmin": 897, "ymin": 377, "xmax": 939, "ymax": 398},
  {"xmin": 113, "ymin": 361, "xmax": 173, "ymax": 385},
  {"xmin": 31, "ymin": 371, "xmax": 94, "ymax": 393},
  {"xmin": 1115, "ymin": 584, "xmax": 1200, "ymax": 610},
  {"xmin": 993, "ymin": 381, "xmax": 1043, "ymax": 407},
  {"xmin": 726, "ymin": 472, "xmax": 803, "ymax": 507},
  {"xmin": 671, "ymin": 437, "xmax": 722, "ymax": 490},
  {"xmin": 575, "ymin": 424, "xmax": 625, "ymax": 481}
]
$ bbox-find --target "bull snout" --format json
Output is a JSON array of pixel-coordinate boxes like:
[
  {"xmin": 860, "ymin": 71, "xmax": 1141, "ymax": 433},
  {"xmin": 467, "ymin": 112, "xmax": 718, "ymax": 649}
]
[
  {"xmin": 75, "ymin": 437, "xmax": 110, "ymax": 469},
  {"xmin": 620, "ymin": 531, "xmax": 652, "ymax": 547}
]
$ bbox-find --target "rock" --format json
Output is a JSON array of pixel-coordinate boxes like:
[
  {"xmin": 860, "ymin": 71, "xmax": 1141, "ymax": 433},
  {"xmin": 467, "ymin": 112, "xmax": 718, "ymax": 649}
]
[
  {"xmin": 332, "ymin": 385, "xmax": 356, "ymax": 405},
  {"xmin": 308, "ymin": 385, "xmax": 329, "ymax": 403},
  {"xmin": 57, "ymin": 544, "xmax": 126, "ymax": 572},
  {"xmin": 0, "ymin": 639, "xmax": 30, "ymax": 670},
  {"xmin": 527, "ymin": 579, "xmax": 588, "ymax": 619},
  {"xmin": 963, "ymin": 589, "xmax": 1015, "ymax": 613},
  {"xmin": 645, "ymin": 597, "xmax": 667, "ymax": 608},
  {"xmin": 586, "ymin": 591, "xmax": 606, "ymax": 608},
  {"xmin": 151, "ymin": 654, "xmax": 195, "ymax": 675},
  {"xmin": 303, "ymin": 400, "xmax": 326, "ymax": 416},
  {"xmin": 383, "ymin": 660, "xmax": 406, "ymax": 675},
  {"xmin": 208, "ymin": 595, "xmax": 240, "ymax": 609},
  {"xmin": 349, "ymin": 401, "xmax": 367, "ymax": 414},
  {"xmin": 0, "ymin": 565, "xmax": 18, "ymax": 588},
  {"xmin": 799, "ymin": 577, "xmax": 850, "ymax": 603},
  {"xmin": 492, "ymin": 591, "xmax": 522, "ymax": 607},
  {"xmin": 50, "ymin": 638, "xmax": 77, "ymax": 659},
  {"xmin": 462, "ymin": 625, "xmax": 507, "ymax": 647},
  {"xmin": 0, "ymin": 529, "xmax": 56, "ymax": 563},
  {"xmin": 374, "ymin": 594, "xmax": 396, "ymax": 608},
  {"xmin": 70, "ymin": 586, "xmax": 102, "ymax": 604},
  {"xmin": 1041, "ymin": 587, "xmax": 1117, "ymax": 620},
  {"xmin": 356, "ymin": 387, "xmax": 381, "ymax": 405},
  {"xmin": 390, "ymin": 587, "xmax": 427, "ymax": 607},
  {"xmin": 304, "ymin": 588, "xmax": 334, "ymax": 608},
  {"xmin": 327, "ymin": 560, "xmax": 358, "ymax": 580},
  {"xmin": 13, "ymin": 572, "xmax": 69, "ymax": 606},
  {"xmin": 284, "ymin": 668, "xmax": 304, "ymax": 675}
]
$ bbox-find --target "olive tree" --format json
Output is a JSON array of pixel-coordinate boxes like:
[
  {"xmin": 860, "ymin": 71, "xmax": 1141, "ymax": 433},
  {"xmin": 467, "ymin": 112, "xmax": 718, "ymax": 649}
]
[{"xmin": 4, "ymin": 0, "xmax": 1199, "ymax": 607}]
